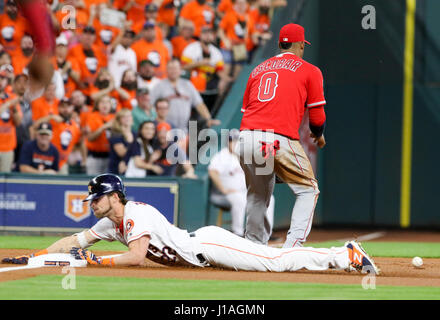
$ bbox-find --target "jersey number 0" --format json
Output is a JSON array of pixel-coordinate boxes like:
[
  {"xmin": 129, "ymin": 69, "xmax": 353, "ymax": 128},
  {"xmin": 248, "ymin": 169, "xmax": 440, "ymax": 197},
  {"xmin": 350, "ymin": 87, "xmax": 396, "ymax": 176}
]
[{"xmin": 258, "ymin": 72, "xmax": 279, "ymax": 102}]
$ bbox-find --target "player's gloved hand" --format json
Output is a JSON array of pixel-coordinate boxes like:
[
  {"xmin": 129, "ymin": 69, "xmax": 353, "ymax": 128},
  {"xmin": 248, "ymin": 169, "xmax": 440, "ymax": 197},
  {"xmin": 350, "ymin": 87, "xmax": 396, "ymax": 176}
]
[
  {"xmin": 70, "ymin": 248, "xmax": 115, "ymax": 266},
  {"xmin": 1, "ymin": 255, "xmax": 30, "ymax": 264},
  {"xmin": 70, "ymin": 247, "xmax": 100, "ymax": 265}
]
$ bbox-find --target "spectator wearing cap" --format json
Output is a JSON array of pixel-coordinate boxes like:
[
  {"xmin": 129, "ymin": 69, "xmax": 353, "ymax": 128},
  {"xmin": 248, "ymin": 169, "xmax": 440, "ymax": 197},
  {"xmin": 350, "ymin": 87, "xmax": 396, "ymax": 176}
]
[
  {"xmin": 19, "ymin": 122, "xmax": 60, "ymax": 175},
  {"xmin": 0, "ymin": 0, "xmax": 31, "ymax": 55},
  {"xmin": 150, "ymin": 59, "xmax": 220, "ymax": 134},
  {"xmin": 131, "ymin": 87, "xmax": 156, "ymax": 132},
  {"xmin": 108, "ymin": 21, "xmax": 137, "ymax": 88},
  {"xmin": 218, "ymin": 0, "xmax": 258, "ymax": 81},
  {"xmin": 51, "ymin": 35, "xmax": 82, "ymax": 98},
  {"xmin": 67, "ymin": 25, "xmax": 108, "ymax": 97},
  {"xmin": 208, "ymin": 128, "xmax": 275, "ymax": 237},
  {"xmin": 154, "ymin": 121, "xmax": 197, "ymax": 178},
  {"xmin": 11, "ymin": 34, "xmax": 34, "ymax": 76},
  {"xmin": 131, "ymin": 20, "xmax": 170, "ymax": 79},
  {"xmin": 31, "ymin": 98, "xmax": 83, "ymax": 175},
  {"xmin": 0, "ymin": 70, "xmax": 21, "ymax": 172},
  {"xmin": 83, "ymin": 94, "xmax": 115, "ymax": 175},
  {"xmin": 137, "ymin": 59, "xmax": 160, "ymax": 92},
  {"xmin": 179, "ymin": 0, "xmax": 215, "ymax": 39},
  {"xmin": 181, "ymin": 25, "xmax": 230, "ymax": 111},
  {"xmin": 170, "ymin": 20, "xmax": 196, "ymax": 60},
  {"xmin": 132, "ymin": 3, "xmax": 164, "ymax": 41}
]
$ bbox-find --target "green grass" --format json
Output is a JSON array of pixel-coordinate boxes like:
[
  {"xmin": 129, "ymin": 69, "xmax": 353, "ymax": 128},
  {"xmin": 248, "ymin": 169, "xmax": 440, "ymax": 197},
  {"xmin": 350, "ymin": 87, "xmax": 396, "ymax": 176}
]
[
  {"xmin": 1, "ymin": 235, "xmax": 439, "ymax": 258},
  {"xmin": 0, "ymin": 275, "xmax": 439, "ymax": 300}
]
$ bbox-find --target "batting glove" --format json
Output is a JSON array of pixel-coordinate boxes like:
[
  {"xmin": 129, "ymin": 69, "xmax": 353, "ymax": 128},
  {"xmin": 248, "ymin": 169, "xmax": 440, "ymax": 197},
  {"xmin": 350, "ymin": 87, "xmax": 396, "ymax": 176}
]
[
  {"xmin": 1, "ymin": 255, "xmax": 30, "ymax": 264},
  {"xmin": 70, "ymin": 247, "xmax": 100, "ymax": 265},
  {"xmin": 70, "ymin": 247, "xmax": 115, "ymax": 266}
]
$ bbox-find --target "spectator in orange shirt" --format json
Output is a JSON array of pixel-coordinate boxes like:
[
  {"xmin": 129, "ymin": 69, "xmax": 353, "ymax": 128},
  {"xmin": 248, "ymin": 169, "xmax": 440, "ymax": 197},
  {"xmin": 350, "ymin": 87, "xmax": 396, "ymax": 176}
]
[
  {"xmin": 89, "ymin": 67, "xmax": 123, "ymax": 112},
  {"xmin": 52, "ymin": 35, "xmax": 81, "ymax": 98},
  {"xmin": 248, "ymin": 0, "xmax": 272, "ymax": 56},
  {"xmin": 179, "ymin": 0, "xmax": 215, "ymax": 38},
  {"xmin": 216, "ymin": 0, "xmax": 233, "ymax": 19},
  {"xmin": 11, "ymin": 34, "xmax": 33, "ymax": 75},
  {"xmin": 0, "ymin": 0, "xmax": 30, "ymax": 55},
  {"xmin": 0, "ymin": 70, "xmax": 22, "ymax": 172},
  {"xmin": 132, "ymin": 3, "xmax": 164, "ymax": 41},
  {"xmin": 218, "ymin": 0, "xmax": 258, "ymax": 80},
  {"xmin": 67, "ymin": 25, "xmax": 107, "ymax": 98},
  {"xmin": 117, "ymin": 68, "xmax": 138, "ymax": 110},
  {"xmin": 131, "ymin": 21, "xmax": 170, "ymax": 79},
  {"xmin": 83, "ymin": 94, "xmax": 115, "ymax": 175},
  {"xmin": 113, "ymin": 0, "xmax": 149, "ymax": 25},
  {"xmin": 170, "ymin": 20, "xmax": 195, "ymax": 60},
  {"xmin": 31, "ymin": 82, "xmax": 59, "ymax": 123},
  {"xmin": 53, "ymin": 0, "xmax": 90, "ymax": 34},
  {"xmin": 88, "ymin": 4, "xmax": 121, "ymax": 58},
  {"xmin": 157, "ymin": 0, "xmax": 177, "ymax": 38},
  {"xmin": 32, "ymin": 97, "xmax": 84, "ymax": 174}
]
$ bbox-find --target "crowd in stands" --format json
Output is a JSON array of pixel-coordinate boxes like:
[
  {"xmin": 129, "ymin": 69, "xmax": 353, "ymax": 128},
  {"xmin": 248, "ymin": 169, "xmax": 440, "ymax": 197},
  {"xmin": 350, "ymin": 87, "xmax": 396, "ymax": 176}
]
[{"xmin": 0, "ymin": 0, "xmax": 286, "ymax": 178}]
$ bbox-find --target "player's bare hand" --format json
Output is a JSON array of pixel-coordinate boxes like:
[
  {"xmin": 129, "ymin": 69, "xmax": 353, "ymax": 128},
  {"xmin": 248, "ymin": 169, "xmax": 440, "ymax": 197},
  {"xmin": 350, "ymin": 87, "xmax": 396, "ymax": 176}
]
[
  {"xmin": 1, "ymin": 255, "xmax": 30, "ymax": 264},
  {"xmin": 310, "ymin": 133, "xmax": 326, "ymax": 149}
]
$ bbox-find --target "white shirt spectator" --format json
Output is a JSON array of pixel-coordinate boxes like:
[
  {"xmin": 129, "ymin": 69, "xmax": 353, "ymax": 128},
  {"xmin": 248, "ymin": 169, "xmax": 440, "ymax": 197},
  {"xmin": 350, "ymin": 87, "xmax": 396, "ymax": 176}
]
[{"xmin": 108, "ymin": 44, "xmax": 137, "ymax": 87}]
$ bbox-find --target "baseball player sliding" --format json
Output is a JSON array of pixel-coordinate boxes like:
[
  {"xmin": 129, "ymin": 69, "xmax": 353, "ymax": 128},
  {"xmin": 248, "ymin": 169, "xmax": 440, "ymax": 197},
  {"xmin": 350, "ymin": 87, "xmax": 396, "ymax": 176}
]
[
  {"xmin": 237, "ymin": 23, "xmax": 327, "ymax": 247},
  {"xmin": 2, "ymin": 174, "xmax": 379, "ymax": 275}
]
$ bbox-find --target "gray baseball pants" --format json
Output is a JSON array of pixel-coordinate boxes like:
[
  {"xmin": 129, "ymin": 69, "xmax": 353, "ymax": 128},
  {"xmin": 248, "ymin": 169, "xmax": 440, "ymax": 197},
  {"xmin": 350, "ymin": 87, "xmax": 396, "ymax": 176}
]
[{"xmin": 236, "ymin": 130, "xmax": 320, "ymax": 247}]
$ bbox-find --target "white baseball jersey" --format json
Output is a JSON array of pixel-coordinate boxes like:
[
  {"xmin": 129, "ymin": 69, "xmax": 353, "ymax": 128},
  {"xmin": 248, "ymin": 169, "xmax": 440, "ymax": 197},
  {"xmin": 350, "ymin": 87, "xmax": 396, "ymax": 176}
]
[
  {"xmin": 85, "ymin": 201, "xmax": 350, "ymax": 273},
  {"xmin": 208, "ymin": 147, "xmax": 246, "ymax": 192},
  {"xmin": 108, "ymin": 44, "xmax": 137, "ymax": 87},
  {"xmin": 88, "ymin": 201, "xmax": 205, "ymax": 267}
]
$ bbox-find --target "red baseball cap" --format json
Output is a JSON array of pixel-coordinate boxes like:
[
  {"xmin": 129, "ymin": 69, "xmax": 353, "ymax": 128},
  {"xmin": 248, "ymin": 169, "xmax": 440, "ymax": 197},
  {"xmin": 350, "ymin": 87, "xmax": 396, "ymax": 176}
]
[{"xmin": 279, "ymin": 23, "xmax": 311, "ymax": 45}]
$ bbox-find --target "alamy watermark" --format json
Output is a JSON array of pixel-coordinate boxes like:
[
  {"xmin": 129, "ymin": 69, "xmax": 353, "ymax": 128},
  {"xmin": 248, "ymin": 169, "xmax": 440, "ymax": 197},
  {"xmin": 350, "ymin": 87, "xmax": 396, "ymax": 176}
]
[{"xmin": 361, "ymin": 5, "xmax": 376, "ymax": 30}]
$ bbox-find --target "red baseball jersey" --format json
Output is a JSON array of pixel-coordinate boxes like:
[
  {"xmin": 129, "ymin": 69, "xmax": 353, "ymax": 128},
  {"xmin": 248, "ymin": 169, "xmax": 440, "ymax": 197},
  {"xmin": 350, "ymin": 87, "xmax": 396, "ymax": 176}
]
[{"xmin": 240, "ymin": 52, "xmax": 326, "ymax": 140}]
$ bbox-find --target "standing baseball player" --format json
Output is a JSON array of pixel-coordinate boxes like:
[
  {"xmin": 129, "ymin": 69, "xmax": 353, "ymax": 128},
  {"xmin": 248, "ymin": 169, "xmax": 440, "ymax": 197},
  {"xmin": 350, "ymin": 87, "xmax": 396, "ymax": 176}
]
[
  {"xmin": 237, "ymin": 23, "xmax": 327, "ymax": 248},
  {"xmin": 2, "ymin": 174, "xmax": 379, "ymax": 275}
]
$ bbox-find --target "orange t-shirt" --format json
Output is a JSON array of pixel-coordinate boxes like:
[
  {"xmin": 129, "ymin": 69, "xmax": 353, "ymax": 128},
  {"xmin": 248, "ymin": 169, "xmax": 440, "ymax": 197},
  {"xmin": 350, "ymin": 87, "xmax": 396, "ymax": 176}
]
[
  {"xmin": 31, "ymin": 96, "xmax": 59, "ymax": 121},
  {"xmin": 170, "ymin": 35, "xmax": 195, "ymax": 59},
  {"xmin": 116, "ymin": 88, "xmax": 137, "ymax": 110},
  {"xmin": 51, "ymin": 56, "xmax": 81, "ymax": 98},
  {"xmin": 55, "ymin": 8, "xmax": 89, "ymax": 33},
  {"xmin": 219, "ymin": 9, "xmax": 255, "ymax": 48},
  {"xmin": 50, "ymin": 119, "xmax": 81, "ymax": 168},
  {"xmin": 157, "ymin": 0, "xmax": 176, "ymax": 27},
  {"xmin": 85, "ymin": 111, "xmax": 114, "ymax": 153},
  {"xmin": 132, "ymin": 22, "xmax": 163, "ymax": 41},
  {"xmin": 68, "ymin": 43, "xmax": 108, "ymax": 97},
  {"xmin": 0, "ymin": 93, "xmax": 21, "ymax": 152},
  {"xmin": 248, "ymin": 9, "xmax": 271, "ymax": 51},
  {"xmin": 179, "ymin": 0, "xmax": 215, "ymax": 37},
  {"xmin": 0, "ymin": 13, "xmax": 30, "ymax": 55},
  {"xmin": 217, "ymin": 0, "xmax": 233, "ymax": 15},
  {"xmin": 11, "ymin": 50, "xmax": 32, "ymax": 75},
  {"xmin": 88, "ymin": 85, "xmax": 122, "ymax": 112},
  {"xmin": 113, "ymin": 0, "xmax": 150, "ymax": 24},
  {"xmin": 92, "ymin": 18, "xmax": 120, "ymax": 55},
  {"xmin": 131, "ymin": 38, "xmax": 170, "ymax": 78}
]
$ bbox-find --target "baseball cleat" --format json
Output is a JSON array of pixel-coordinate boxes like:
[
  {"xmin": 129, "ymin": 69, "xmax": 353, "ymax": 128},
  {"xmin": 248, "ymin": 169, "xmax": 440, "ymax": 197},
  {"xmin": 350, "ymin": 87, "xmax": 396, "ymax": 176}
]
[{"xmin": 345, "ymin": 241, "xmax": 380, "ymax": 275}]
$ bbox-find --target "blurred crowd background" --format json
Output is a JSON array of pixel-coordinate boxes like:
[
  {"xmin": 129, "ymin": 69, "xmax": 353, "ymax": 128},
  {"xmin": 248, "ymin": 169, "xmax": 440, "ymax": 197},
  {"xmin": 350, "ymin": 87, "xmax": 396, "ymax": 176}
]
[{"xmin": 0, "ymin": 0, "xmax": 287, "ymax": 178}]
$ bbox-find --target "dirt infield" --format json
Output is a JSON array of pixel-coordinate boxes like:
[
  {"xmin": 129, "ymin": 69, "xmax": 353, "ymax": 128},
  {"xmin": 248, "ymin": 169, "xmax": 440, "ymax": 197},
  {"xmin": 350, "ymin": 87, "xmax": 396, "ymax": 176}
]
[{"xmin": 1, "ymin": 229, "xmax": 439, "ymax": 287}]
